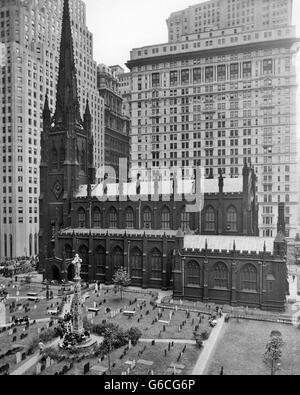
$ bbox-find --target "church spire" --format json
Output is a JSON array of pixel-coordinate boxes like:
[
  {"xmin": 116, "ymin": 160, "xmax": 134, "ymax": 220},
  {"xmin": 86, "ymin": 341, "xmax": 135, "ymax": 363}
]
[
  {"xmin": 54, "ymin": 0, "xmax": 82, "ymax": 129},
  {"xmin": 43, "ymin": 93, "xmax": 51, "ymax": 126}
]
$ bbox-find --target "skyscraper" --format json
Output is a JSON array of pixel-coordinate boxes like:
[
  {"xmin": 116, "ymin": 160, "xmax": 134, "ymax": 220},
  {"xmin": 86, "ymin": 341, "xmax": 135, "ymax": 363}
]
[
  {"xmin": 0, "ymin": 0, "xmax": 103, "ymax": 259},
  {"xmin": 127, "ymin": 0, "xmax": 300, "ymax": 239},
  {"xmin": 97, "ymin": 64, "xmax": 130, "ymax": 180}
]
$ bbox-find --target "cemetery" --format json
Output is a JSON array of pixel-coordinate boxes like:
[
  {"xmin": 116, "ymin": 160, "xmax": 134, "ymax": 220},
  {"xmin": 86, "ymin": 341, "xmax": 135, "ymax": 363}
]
[
  {"xmin": 0, "ymin": 256, "xmax": 219, "ymax": 376},
  {"xmin": 206, "ymin": 320, "xmax": 300, "ymax": 375}
]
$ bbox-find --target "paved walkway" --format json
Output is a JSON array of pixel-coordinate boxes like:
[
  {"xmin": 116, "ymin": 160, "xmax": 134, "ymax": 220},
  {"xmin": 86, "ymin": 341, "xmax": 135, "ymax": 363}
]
[
  {"xmin": 10, "ymin": 337, "xmax": 61, "ymax": 376},
  {"xmin": 139, "ymin": 338, "xmax": 196, "ymax": 345},
  {"xmin": 192, "ymin": 315, "xmax": 226, "ymax": 376},
  {"xmin": 59, "ymin": 294, "xmax": 74, "ymax": 318}
]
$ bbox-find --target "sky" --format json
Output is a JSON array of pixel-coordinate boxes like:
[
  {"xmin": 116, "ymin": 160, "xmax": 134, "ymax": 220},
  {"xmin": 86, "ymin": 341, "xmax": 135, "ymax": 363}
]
[{"xmin": 84, "ymin": 0, "xmax": 300, "ymax": 70}]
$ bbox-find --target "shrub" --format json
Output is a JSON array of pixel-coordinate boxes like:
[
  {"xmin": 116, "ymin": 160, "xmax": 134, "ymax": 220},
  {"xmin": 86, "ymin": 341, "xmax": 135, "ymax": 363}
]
[
  {"xmin": 39, "ymin": 329, "xmax": 57, "ymax": 343},
  {"xmin": 126, "ymin": 327, "xmax": 142, "ymax": 346},
  {"xmin": 201, "ymin": 331, "xmax": 210, "ymax": 341}
]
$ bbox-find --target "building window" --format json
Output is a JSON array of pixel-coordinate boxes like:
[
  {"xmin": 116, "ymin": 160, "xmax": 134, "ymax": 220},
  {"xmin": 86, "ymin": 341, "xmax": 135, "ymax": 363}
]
[
  {"xmin": 217, "ymin": 65, "xmax": 226, "ymax": 81},
  {"xmin": 263, "ymin": 59, "xmax": 273, "ymax": 75},
  {"xmin": 112, "ymin": 247, "xmax": 124, "ymax": 273},
  {"xmin": 152, "ymin": 73, "xmax": 160, "ymax": 88},
  {"xmin": 150, "ymin": 249, "xmax": 162, "ymax": 280},
  {"xmin": 125, "ymin": 207, "xmax": 134, "ymax": 229},
  {"xmin": 161, "ymin": 207, "xmax": 171, "ymax": 229},
  {"xmin": 205, "ymin": 66, "xmax": 213, "ymax": 83},
  {"xmin": 230, "ymin": 63, "xmax": 239, "ymax": 80},
  {"xmin": 131, "ymin": 248, "xmax": 142, "ymax": 279},
  {"xmin": 51, "ymin": 147, "xmax": 58, "ymax": 170},
  {"xmin": 65, "ymin": 244, "xmax": 73, "ymax": 259},
  {"xmin": 143, "ymin": 207, "xmax": 152, "ymax": 229},
  {"xmin": 95, "ymin": 246, "xmax": 106, "ymax": 276},
  {"xmin": 205, "ymin": 206, "xmax": 216, "ymax": 231},
  {"xmin": 193, "ymin": 67, "xmax": 201, "ymax": 84},
  {"xmin": 78, "ymin": 208, "xmax": 86, "ymax": 228},
  {"xmin": 213, "ymin": 263, "xmax": 229, "ymax": 289},
  {"xmin": 243, "ymin": 61, "xmax": 252, "ymax": 78},
  {"xmin": 109, "ymin": 207, "xmax": 118, "ymax": 229},
  {"xmin": 93, "ymin": 208, "xmax": 101, "ymax": 228},
  {"xmin": 185, "ymin": 261, "xmax": 201, "ymax": 286},
  {"xmin": 181, "ymin": 69, "xmax": 190, "ymax": 85},
  {"xmin": 241, "ymin": 264, "xmax": 258, "ymax": 292},
  {"xmin": 181, "ymin": 211, "xmax": 190, "ymax": 230},
  {"xmin": 227, "ymin": 206, "xmax": 237, "ymax": 231},
  {"xmin": 170, "ymin": 70, "xmax": 178, "ymax": 86}
]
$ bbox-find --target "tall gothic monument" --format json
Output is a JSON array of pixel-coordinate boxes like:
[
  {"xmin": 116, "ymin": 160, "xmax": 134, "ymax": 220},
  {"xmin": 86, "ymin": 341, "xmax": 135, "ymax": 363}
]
[{"xmin": 39, "ymin": 0, "xmax": 95, "ymax": 277}]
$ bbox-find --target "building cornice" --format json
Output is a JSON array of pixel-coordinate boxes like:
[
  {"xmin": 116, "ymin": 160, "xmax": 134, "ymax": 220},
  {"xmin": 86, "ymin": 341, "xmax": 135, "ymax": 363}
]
[{"xmin": 126, "ymin": 38, "xmax": 300, "ymax": 70}]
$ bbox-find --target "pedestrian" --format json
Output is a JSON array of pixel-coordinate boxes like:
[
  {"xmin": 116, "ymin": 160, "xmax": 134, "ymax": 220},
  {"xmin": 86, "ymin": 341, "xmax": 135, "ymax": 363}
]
[{"xmin": 220, "ymin": 367, "xmax": 224, "ymax": 376}]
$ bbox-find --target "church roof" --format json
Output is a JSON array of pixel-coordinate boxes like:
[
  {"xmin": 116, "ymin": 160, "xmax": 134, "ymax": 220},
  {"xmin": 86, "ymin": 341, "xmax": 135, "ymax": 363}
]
[
  {"xmin": 75, "ymin": 177, "xmax": 243, "ymax": 199},
  {"xmin": 184, "ymin": 235, "xmax": 275, "ymax": 253}
]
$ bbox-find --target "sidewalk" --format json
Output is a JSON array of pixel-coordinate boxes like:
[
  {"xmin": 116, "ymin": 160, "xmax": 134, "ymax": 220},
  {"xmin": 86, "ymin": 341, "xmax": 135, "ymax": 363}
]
[
  {"xmin": 139, "ymin": 338, "xmax": 196, "ymax": 345},
  {"xmin": 192, "ymin": 315, "xmax": 226, "ymax": 376},
  {"xmin": 10, "ymin": 337, "xmax": 60, "ymax": 376}
]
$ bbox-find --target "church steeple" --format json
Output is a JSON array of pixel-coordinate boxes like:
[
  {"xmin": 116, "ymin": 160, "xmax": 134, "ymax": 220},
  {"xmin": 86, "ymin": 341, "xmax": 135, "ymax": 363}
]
[{"xmin": 54, "ymin": 0, "xmax": 82, "ymax": 129}]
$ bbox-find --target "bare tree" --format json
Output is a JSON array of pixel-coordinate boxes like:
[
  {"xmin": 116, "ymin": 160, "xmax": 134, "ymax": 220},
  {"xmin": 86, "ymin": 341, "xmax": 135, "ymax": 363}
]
[{"xmin": 113, "ymin": 268, "xmax": 131, "ymax": 300}]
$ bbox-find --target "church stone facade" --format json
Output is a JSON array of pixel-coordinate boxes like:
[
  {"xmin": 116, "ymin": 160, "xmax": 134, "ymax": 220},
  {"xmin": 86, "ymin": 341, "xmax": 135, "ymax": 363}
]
[{"xmin": 39, "ymin": 0, "xmax": 288, "ymax": 312}]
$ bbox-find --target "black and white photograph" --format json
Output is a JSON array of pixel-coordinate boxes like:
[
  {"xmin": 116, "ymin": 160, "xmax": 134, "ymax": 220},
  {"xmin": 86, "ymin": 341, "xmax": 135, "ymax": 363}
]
[{"xmin": 0, "ymin": 0, "xmax": 300, "ymax": 380}]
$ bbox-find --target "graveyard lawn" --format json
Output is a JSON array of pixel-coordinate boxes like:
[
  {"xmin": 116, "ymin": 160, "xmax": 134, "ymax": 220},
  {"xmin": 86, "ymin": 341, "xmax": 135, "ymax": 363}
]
[
  {"xmin": 207, "ymin": 320, "xmax": 300, "ymax": 375},
  {"xmin": 0, "ymin": 322, "xmax": 54, "ymax": 374},
  {"xmin": 27, "ymin": 343, "xmax": 200, "ymax": 376},
  {"xmin": 5, "ymin": 297, "xmax": 62, "ymax": 323},
  {"xmin": 84, "ymin": 289, "xmax": 211, "ymax": 341}
]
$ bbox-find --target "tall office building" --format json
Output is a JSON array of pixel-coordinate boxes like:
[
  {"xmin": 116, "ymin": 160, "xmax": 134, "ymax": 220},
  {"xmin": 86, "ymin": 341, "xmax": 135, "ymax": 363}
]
[
  {"xmin": 127, "ymin": 0, "xmax": 299, "ymax": 239},
  {"xmin": 0, "ymin": 0, "xmax": 103, "ymax": 259},
  {"xmin": 167, "ymin": 0, "xmax": 294, "ymax": 42},
  {"xmin": 97, "ymin": 64, "xmax": 130, "ymax": 180}
]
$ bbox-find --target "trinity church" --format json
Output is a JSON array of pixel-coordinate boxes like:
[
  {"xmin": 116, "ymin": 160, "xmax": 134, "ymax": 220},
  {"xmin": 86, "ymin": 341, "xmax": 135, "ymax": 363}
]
[{"xmin": 39, "ymin": 0, "xmax": 288, "ymax": 312}]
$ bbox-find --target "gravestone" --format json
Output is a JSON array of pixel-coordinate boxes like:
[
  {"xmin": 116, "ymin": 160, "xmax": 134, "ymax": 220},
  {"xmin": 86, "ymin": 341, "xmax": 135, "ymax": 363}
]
[
  {"xmin": 0, "ymin": 302, "xmax": 6, "ymax": 327},
  {"xmin": 46, "ymin": 357, "xmax": 51, "ymax": 368},
  {"xmin": 16, "ymin": 352, "xmax": 22, "ymax": 364},
  {"xmin": 36, "ymin": 363, "xmax": 41, "ymax": 375}
]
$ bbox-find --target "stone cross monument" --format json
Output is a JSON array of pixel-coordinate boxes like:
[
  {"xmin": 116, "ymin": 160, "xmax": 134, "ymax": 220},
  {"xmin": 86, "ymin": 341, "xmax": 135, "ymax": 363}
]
[{"xmin": 71, "ymin": 254, "xmax": 84, "ymax": 335}]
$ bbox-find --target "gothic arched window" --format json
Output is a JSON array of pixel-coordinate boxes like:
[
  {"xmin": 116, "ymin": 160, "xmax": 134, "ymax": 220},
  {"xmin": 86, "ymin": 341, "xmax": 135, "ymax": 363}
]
[
  {"xmin": 227, "ymin": 206, "xmax": 237, "ymax": 232},
  {"xmin": 78, "ymin": 208, "xmax": 86, "ymax": 228},
  {"xmin": 93, "ymin": 208, "xmax": 102, "ymax": 228},
  {"xmin": 205, "ymin": 206, "xmax": 216, "ymax": 232},
  {"xmin": 241, "ymin": 264, "xmax": 258, "ymax": 292},
  {"xmin": 112, "ymin": 247, "xmax": 124, "ymax": 273},
  {"xmin": 185, "ymin": 261, "xmax": 201, "ymax": 286},
  {"xmin": 213, "ymin": 263, "xmax": 229, "ymax": 289},
  {"xmin": 65, "ymin": 244, "xmax": 73, "ymax": 259},
  {"xmin": 143, "ymin": 207, "xmax": 152, "ymax": 229},
  {"xmin": 109, "ymin": 207, "xmax": 118, "ymax": 229},
  {"xmin": 95, "ymin": 245, "xmax": 106, "ymax": 276},
  {"xmin": 125, "ymin": 207, "xmax": 134, "ymax": 229},
  {"xmin": 150, "ymin": 249, "xmax": 162, "ymax": 280},
  {"xmin": 131, "ymin": 248, "xmax": 143, "ymax": 279},
  {"xmin": 181, "ymin": 211, "xmax": 190, "ymax": 231},
  {"xmin": 161, "ymin": 207, "xmax": 171, "ymax": 230},
  {"xmin": 52, "ymin": 147, "xmax": 58, "ymax": 170}
]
